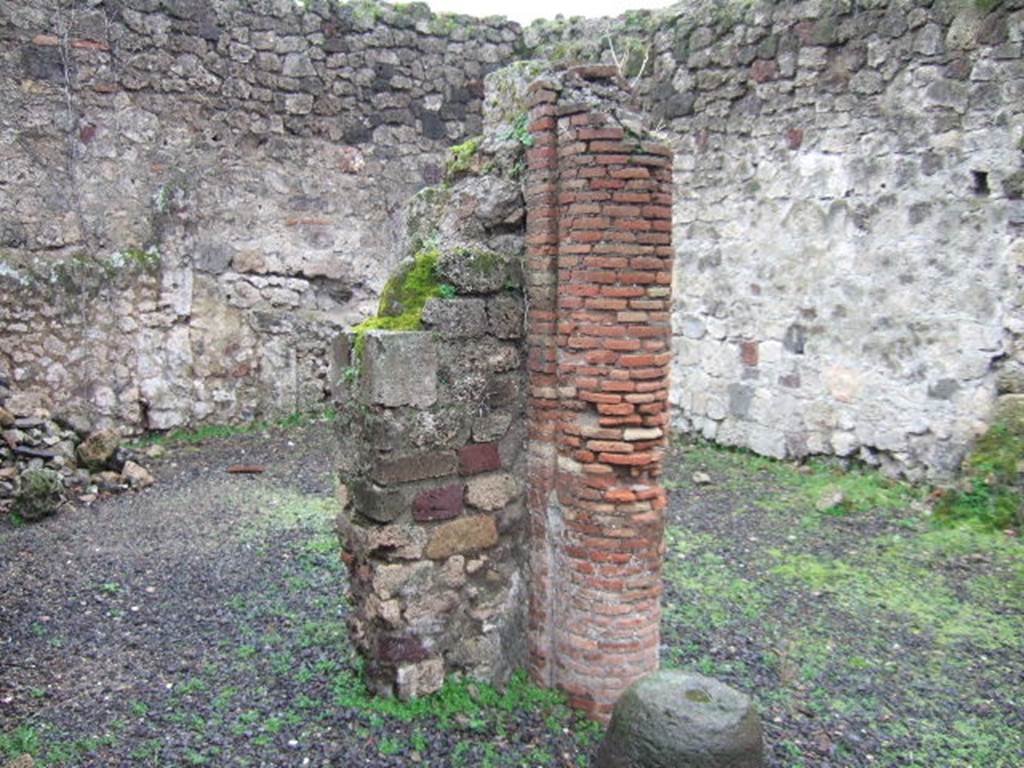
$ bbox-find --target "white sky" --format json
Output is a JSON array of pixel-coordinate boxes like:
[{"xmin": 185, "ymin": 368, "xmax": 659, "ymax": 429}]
[{"xmin": 424, "ymin": 0, "xmax": 676, "ymax": 24}]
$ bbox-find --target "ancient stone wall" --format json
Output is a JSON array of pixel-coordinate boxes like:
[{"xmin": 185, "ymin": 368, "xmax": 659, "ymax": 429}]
[
  {"xmin": 3, "ymin": 0, "xmax": 1023, "ymax": 479},
  {"xmin": 530, "ymin": 0, "xmax": 1024, "ymax": 478},
  {"xmin": 0, "ymin": 0, "xmax": 519, "ymax": 432},
  {"xmin": 524, "ymin": 67, "xmax": 673, "ymax": 720}
]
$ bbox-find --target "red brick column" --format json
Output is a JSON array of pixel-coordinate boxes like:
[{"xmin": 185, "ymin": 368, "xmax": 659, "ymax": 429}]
[{"xmin": 525, "ymin": 69, "xmax": 674, "ymax": 721}]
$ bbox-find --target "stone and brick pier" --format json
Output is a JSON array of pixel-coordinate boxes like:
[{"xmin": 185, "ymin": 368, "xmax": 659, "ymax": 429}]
[{"xmin": 335, "ymin": 66, "xmax": 673, "ymax": 720}]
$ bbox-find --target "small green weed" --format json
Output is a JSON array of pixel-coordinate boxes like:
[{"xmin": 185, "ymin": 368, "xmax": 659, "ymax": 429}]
[
  {"xmin": 0, "ymin": 725, "xmax": 40, "ymax": 758},
  {"xmin": 500, "ymin": 113, "xmax": 535, "ymax": 148},
  {"xmin": 445, "ymin": 136, "xmax": 482, "ymax": 180},
  {"xmin": 129, "ymin": 407, "xmax": 337, "ymax": 450}
]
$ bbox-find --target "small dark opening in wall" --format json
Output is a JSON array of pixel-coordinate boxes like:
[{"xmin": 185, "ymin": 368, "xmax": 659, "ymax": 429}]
[{"xmin": 972, "ymin": 170, "xmax": 990, "ymax": 196}]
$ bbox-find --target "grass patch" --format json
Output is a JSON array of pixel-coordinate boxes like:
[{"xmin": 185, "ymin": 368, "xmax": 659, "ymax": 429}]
[
  {"xmin": 768, "ymin": 526, "xmax": 1023, "ymax": 651},
  {"xmin": 239, "ymin": 488, "xmax": 338, "ymax": 540},
  {"xmin": 670, "ymin": 437, "xmax": 920, "ymax": 518},
  {"xmin": 128, "ymin": 407, "xmax": 337, "ymax": 450},
  {"xmin": 331, "ymin": 664, "xmax": 598, "ymax": 736},
  {"xmin": 935, "ymin": 400, "xmax": 1024, "ymax": 532},
  {"xmin": 662, "ymin": 529, "xmax": 766, "ymax": 632}
]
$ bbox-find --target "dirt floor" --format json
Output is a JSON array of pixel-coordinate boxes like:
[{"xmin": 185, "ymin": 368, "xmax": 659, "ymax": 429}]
[{"xmin": 1, "ymin": 419, "xmax": 1021, "ymax": 767}]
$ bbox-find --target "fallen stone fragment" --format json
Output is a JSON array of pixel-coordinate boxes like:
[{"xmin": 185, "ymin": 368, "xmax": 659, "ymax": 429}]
[
  {"xmin": 92, "ymin": 470, "xmax": 124, "ymax": 490},
  {"xmin": 76, "ymin": 428, "xmax": 121, "ymax": 470},
  {"xmin": 226, "ymin": 464, "xmax": 266, "ymax": 474},
  {"xmin": 815, "ymin": 487, "xmax": 846, "ymax": 512},
  {"xmin": 12, "ymin": 468, "xmax": 65, "ymax": 521},
  {"xmin": 595, "ymin": 670, "xmax": 763, "ymax": 768},
  {"xmin": 12, "ymin": 446, "xmax": 58, "ymax": 461},
  {"xmin": 121, "ymin": 461, "xmax": 155, "ymax": 489},
  {"xmin": 692, "ymin": 471, "xmax": 712, "ymax": 485},
  {"xmin": 144, "ymin": 444, "xmax": 166, "ymax": 459}
]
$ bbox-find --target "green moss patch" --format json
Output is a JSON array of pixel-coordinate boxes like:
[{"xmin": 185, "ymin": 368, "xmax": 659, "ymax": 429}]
[{"xmin": 351, "ymin": 246, "xmax": 445, "ymax": 357}]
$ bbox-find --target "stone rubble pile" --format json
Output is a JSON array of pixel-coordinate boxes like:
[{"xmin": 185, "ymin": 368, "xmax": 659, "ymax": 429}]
[{"xmin": 0, "ymin": 380, "xmax": 155, "ymax": 521}]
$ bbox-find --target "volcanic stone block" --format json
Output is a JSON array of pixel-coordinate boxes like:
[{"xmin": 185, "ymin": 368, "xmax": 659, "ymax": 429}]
[
  {"xmin": 487, "ymin": 295, "xmax": 525, "ymax": 339},
  {"xmin": 360, "ymin": 331, "xmax": 438, "ymax": 408},
  {"xmin": 413, "ymin": 483, "xmax": 464, "ymax": 522},
  {"xmin": 459, "ymin": 442, "xmax": 501, "ymax": 475},
  {"xmin": 425, "ymin": 515, "xmax": 498, "ymax": 559},
  {"xmin": 396, "ymin": 657, "xmax": 445, "ymax": 700},
  {"xmin": 595, "ymin": 671, "xmax": 763, "ymax": 768},
  {"xmin": 436, "ymin": 245, "xmax": 515, "ymax": 294},
  {"xmin": 342, "ymin": 521, "xmax": 426, "ymax": 559},
  {"xmin": 421, "ymin": 298, "xmax": 487, "ymax": 339},
  {"xmin": 465, "ymin": 472, "xmax": 518, "ymax": 511},
  {"xmin": 372, "ymin": 450, "xmax": 457, "ymax": 485},
  {"xmin": 351, "ymin": 477, "xmax": 408, "ymax": 523}
]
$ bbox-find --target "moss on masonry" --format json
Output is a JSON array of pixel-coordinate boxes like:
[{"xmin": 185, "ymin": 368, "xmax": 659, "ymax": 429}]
[
  {"xmin": 0, "ymin": 246, "xmax": 161, "ymax": 295},
  {"xmin": 351, "ymin": 246, "xmax": 448, "ymax": 357}
]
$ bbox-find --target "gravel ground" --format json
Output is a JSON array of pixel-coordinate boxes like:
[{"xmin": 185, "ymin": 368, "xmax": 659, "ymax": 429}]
[
  {"xmin": 0, "ymin": 421, "xmax": 596, "ymax": 767},
  {"xmin": 662, "ymin": 441, "xmax": 1024, "ymax": 768},
  {"xmin": 2, "ymin": 421, "xmax": 1021, "ymax": 767}
]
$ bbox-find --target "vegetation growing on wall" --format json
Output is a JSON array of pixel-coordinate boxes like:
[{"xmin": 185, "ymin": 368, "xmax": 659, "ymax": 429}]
[
  {"xmin": 935, "ymin": 398, "xmax": 1024, "ymax": 532},
  {"xmin": 351, "ymin": 246, "xmax": 449, "ymax": 356},
  {"xmin": 444, "ymin": 137, "xmax": 482, "ymax": 182}
]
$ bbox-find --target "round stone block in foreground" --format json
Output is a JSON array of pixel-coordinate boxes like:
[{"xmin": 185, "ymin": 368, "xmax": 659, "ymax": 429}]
[{"xmin": 595, "ymin": 670, "xmax": 763, "ymax": 768}]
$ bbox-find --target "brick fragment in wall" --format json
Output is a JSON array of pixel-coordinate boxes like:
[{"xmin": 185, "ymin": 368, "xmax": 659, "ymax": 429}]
[
  {"xmin": 412, "ymin": 484, "xmax": 464, "ymax": 522},
  {"xmin": 459, "ymin": 442, "xmax": 502, "ymax": 475}
]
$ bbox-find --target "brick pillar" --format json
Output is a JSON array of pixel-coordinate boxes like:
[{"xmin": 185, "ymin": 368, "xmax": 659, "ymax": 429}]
[{"xmin": 525, "ymin": 68, "xmax": 674, "ymax": 721}]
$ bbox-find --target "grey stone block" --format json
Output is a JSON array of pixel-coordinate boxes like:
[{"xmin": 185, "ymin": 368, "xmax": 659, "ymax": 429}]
[
  {"xmin": 487, "ymin": 295, "xmax": 524, "ymax": 339},
  {"xmin": 421, "ymin": 298, "xmax": 487, "ymax": 339},
  {"xmin": 360, "ymin": 331, "xmax": 437, "ymax": 408},
  {"xmin": 350, "ymin": 477, "xmax": 408, "ymax": 524},
  {"xmin": 596, "ymin": 671, "xmax": 763, "ymax": 768},
  {"xmin": 436, "ymin": 244, "xmax": 516, "ymax": 294}
]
